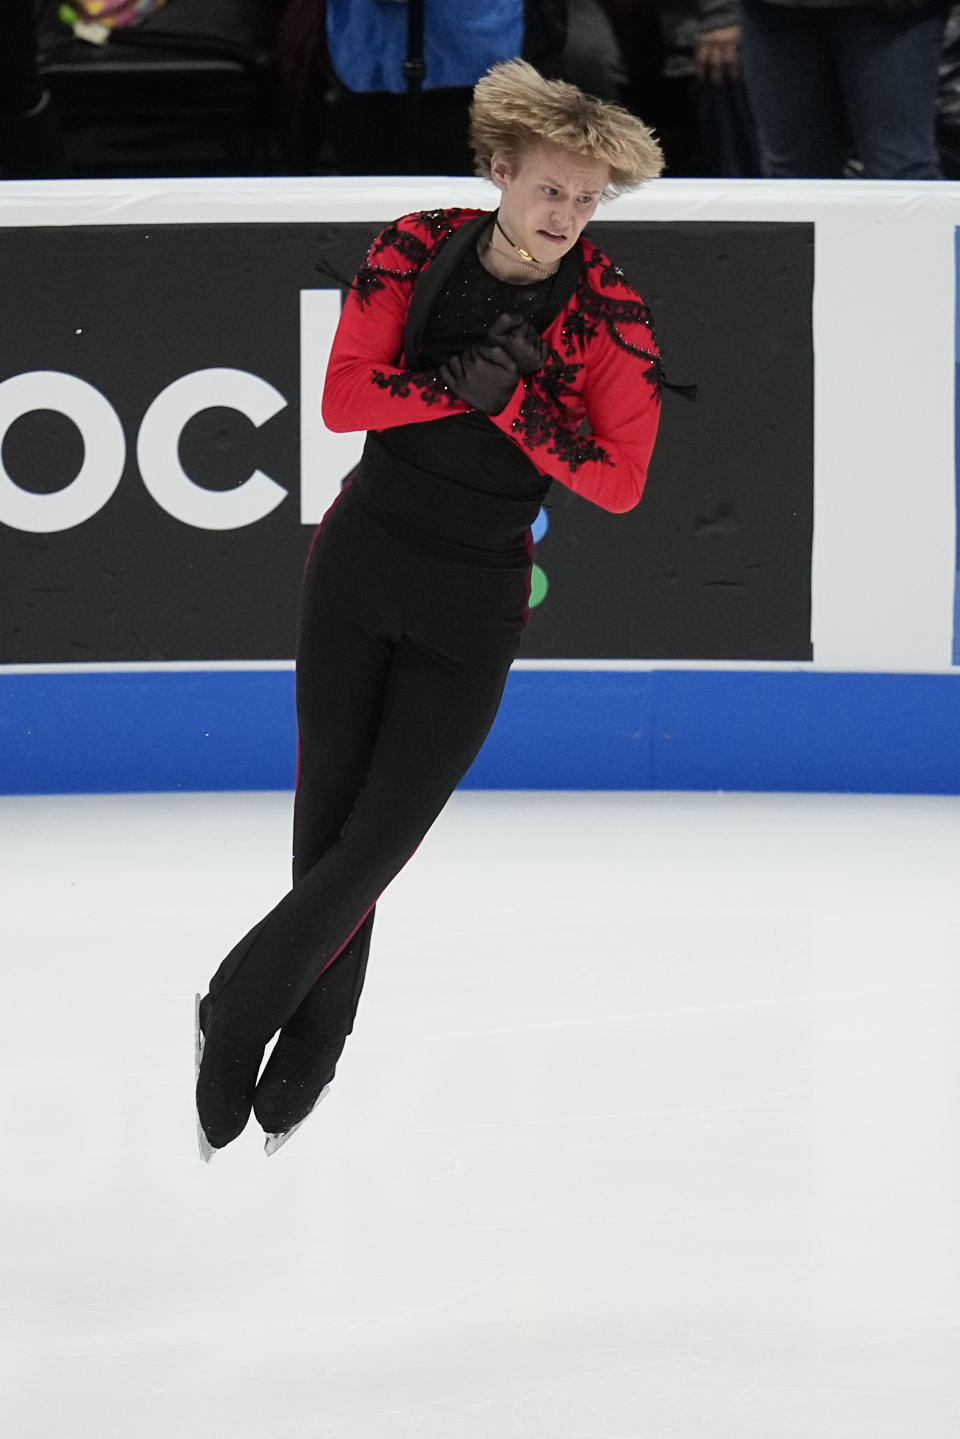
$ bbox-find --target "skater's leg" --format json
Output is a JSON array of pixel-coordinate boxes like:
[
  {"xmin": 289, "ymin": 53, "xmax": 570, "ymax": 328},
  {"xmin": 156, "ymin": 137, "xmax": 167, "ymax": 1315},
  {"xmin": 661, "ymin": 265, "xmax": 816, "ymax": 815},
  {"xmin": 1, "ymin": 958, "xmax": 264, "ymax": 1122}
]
[
  {"xmin": 243, "ymin": 498, "xmax": 395, "ymax": 1134},
  {"xmin": 197, "ymin": 518, "xmax": 529, "ymax": 1153},
  {"xmin": 253, "ymin": 909, "xmax": 374, "ymax": 1134},
  {"xmin": 196, "ymin": 508, "xmax": 396, "ymax": 1150},
  {"xmin": 200, "ymin": 620, "xmax": 522, "ymax": 1143},
  {"xmin": 202, "ymin": 541, "xmax": 390, "ymax": 1006}
]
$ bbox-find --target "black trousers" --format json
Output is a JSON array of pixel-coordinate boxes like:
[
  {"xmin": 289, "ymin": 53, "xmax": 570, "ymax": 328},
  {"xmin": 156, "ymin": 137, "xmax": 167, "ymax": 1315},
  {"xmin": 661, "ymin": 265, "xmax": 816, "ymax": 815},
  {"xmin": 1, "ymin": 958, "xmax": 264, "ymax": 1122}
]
[{"xmin": 197, "ymin": 485, "xmax": 531, "ymax": 1148}]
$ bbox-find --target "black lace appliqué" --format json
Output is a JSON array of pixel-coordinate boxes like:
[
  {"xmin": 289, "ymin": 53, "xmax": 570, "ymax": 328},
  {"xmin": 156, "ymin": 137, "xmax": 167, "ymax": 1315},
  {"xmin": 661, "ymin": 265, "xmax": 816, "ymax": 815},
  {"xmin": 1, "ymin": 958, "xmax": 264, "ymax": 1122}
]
[
  {"xmin": 599, "ymin": 260, "xmax": 627, "ymax": 288},
  {"xmin": 412, "ymin": 207, "xmax": 462, "ymax": 240},
  {"xmin": 351, "ymin": 267, "xmax": 388, "ymax": 305},
  {"xmin": 370, "ymin": 368, "xmax": 458, "ymax": 410},
  {"xmin": 561, "ymin": 256, "xmax": 661, "ymax": 397},
  {"xmin": 536, "ymin": 352, "xmax": 584, "ymax": 406},
  {"xmin": 369, "ymin": 223, "xmax": 431, "ymax": 270},
  {"xmin": 353, "ymin": 213, "xmax": 460, "ymax": 309},
  {"xmin": 353, "ymin": 229, "xmax": 426, "ymax": 308},
  {"xmin": 511, "ymin": 353, "xmax": 612, "ymax": 474}
]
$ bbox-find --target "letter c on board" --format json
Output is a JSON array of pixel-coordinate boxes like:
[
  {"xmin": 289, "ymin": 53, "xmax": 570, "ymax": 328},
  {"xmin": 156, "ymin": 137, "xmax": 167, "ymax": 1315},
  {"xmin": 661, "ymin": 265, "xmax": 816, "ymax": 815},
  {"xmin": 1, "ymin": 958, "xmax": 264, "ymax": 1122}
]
[
  {"xmin": 0, "ymin": 371, "xmax": 125, "ymax": 533},
  {"xmin": 137, "ymin": 368, "xmax": 288, "ymax": 530}
]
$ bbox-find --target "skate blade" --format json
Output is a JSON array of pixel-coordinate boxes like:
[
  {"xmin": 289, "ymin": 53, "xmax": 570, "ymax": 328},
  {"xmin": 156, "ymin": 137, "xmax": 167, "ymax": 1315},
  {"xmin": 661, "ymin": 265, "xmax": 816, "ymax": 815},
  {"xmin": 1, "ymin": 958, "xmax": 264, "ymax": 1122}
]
[
  {"xmin": 195, "ymin": 992, "xmax": 216, "ymax": 1165},
  {"xmin": 264, "ymin": 1081, "xmax": 332, "ymax": 1157}
]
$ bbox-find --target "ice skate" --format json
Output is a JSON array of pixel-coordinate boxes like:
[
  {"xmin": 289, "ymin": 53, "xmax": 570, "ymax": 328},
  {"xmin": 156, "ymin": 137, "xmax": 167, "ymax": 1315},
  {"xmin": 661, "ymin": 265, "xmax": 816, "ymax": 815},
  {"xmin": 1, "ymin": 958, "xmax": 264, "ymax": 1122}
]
[
  {"xmin": 194, "ymin": 992, "xmax": 216, "ymax": 1164},
  {"xmin": 263, "ymin": 1080, "xmax": 332, "ymax": 1157},
  {"xmin": 257, "ymin": 923, "xmax": 370, "ymax": 1155}
]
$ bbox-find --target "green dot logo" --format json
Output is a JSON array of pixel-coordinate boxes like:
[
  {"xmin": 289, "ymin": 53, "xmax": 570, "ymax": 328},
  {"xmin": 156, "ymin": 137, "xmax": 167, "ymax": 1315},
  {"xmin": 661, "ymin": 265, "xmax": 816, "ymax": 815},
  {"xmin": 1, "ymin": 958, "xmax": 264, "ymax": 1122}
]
[{"xmin": 529, "ymin": 507, "xmax": 549, "ymax": 610}]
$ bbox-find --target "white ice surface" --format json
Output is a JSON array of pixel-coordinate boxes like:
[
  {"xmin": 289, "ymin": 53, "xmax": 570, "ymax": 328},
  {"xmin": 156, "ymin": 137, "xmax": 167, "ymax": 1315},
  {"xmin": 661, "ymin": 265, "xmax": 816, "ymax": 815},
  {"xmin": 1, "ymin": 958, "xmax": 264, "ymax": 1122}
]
[{"xmin": 1, "ymin": 789, "xmax": 959, "ymax": 1439}]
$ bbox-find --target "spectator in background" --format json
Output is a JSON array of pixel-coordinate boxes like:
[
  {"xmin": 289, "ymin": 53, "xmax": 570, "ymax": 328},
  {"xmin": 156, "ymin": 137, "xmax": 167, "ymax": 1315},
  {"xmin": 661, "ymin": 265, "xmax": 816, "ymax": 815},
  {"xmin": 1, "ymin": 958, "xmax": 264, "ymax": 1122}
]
[
  {"xmin": 275, "ymin": 0, "xmax": 331, "ymax": 170},
  {"xmin": 597, "ymin": 0, "xmax": 759, "ymax": 176},
  {"xmin": 324, "ymin": 0, "xmax": 567, "ymax": 174},
  {"xmin": 596, "ymin": 0, "xmax": 667, "ymax": 124},
  {"xmin": 656, "ymin": 0, "xmax": 761, "ymax": 174},
  {"xmin": 563, "ymin": 0, "xmax": 629, "ymax": 99},
  {"xmin": 739, "ymin": 0, "xmax": 949, "ymax": 178},
  {"xmin": 939, "ymin": 2, "xmax": 960, "ymax": 176},
  {"xmin": 1, "ymin": 0, "xmax": 62, "ymax": 177}
]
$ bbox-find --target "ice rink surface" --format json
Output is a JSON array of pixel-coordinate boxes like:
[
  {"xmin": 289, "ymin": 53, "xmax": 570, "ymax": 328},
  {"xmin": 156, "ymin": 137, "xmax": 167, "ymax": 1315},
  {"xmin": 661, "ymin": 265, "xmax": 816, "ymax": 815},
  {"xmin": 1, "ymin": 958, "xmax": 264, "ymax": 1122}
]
[{"xmin": 1, "ymin": 788, "xmax": 959, "ymax": 1439}]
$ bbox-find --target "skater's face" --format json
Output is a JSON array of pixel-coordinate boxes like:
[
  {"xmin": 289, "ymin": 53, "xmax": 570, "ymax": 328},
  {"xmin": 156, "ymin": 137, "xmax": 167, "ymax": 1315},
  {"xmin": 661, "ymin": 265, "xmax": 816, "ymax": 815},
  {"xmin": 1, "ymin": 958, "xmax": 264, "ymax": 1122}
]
[{"xmin": 490, "ymin": 142, "xmax": 607, "ymax": 264}]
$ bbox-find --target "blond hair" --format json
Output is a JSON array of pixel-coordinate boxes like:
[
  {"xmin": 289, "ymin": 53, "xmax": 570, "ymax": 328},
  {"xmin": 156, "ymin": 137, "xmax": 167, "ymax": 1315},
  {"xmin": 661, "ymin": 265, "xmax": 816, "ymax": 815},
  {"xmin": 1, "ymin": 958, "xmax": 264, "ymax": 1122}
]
[{"xmin": 470, "ymin": 59, "xmax": 663, "ymax": 198}]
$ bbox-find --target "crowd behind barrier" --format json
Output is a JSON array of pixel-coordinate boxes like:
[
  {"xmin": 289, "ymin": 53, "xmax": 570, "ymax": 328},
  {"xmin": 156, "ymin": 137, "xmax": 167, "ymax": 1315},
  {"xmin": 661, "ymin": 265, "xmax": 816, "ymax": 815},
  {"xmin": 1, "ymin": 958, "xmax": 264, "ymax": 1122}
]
[{"xmin": 1, "ymin": 0, "xmax": 958, "ymax": 181}]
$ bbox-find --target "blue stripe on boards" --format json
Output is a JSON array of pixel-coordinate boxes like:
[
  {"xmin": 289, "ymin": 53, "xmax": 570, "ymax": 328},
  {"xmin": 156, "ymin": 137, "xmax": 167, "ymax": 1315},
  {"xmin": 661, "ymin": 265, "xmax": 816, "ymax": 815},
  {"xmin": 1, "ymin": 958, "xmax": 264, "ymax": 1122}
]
[
  {"xmin": 0, "ymin": 670, "xmax": 298, "ymax": 795},
  {"xmin": 2, "ymin": 669, "xmax": 960, "ymax": 796},
  {"xmin": 953, "ymin": 225, "xmax": 960, "ymax": 655},
  {"xmin": 955, "ymin": 362, "xmax": 960, "ymax": 660},
  {"xmin": 463, "ymin": 670, "xmax": 960, "ymax": 793}
]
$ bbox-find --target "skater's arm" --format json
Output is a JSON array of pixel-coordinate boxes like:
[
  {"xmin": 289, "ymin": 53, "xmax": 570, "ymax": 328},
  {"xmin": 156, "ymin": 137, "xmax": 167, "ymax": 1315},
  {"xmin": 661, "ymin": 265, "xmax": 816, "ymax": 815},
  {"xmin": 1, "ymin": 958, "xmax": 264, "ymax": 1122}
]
[
  {"xmin": 487, "ymin": 314, "xmax": 662, "ymax": 514},
  {"xmin": 322, "ymin": 227, "xmax": 470, "ymax": 434}
]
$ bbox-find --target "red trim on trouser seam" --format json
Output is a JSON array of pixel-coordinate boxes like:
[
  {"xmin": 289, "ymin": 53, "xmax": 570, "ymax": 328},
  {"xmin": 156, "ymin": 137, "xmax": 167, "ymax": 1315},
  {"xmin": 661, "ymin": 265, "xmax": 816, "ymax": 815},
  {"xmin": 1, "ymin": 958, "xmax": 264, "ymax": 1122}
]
[{"xmin": 316, "ymin": 837, "xmax": 422, "ymax": 980}]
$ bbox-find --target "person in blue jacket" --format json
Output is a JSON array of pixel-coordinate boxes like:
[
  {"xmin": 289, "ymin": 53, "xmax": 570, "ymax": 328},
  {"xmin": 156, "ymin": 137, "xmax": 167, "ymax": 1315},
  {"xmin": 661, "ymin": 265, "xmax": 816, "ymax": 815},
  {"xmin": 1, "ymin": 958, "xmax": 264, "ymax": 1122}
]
[{"xmin": 324, "ymin": 0, "xmax": 568, "ymax": 173}]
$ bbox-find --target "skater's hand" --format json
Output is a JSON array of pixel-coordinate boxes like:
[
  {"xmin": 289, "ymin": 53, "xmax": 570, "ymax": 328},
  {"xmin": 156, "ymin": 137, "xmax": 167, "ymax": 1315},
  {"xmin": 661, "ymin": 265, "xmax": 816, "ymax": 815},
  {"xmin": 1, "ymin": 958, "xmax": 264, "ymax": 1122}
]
[
  {"xmin": 487, "ymin": 312, "xmax": 548, "ymax": 375},
  {"xmin": 439, "ymin": 343, "xmax": 520, "ymax": 414}
]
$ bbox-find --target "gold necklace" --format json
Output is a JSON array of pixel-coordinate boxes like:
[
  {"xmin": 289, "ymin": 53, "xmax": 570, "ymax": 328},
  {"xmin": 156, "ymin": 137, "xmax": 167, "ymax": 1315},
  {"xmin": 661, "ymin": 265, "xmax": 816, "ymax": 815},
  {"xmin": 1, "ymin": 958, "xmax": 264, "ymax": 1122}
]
[{"xmin": 483, "ymin": 217, "xmax": 559, "ymax": 280}]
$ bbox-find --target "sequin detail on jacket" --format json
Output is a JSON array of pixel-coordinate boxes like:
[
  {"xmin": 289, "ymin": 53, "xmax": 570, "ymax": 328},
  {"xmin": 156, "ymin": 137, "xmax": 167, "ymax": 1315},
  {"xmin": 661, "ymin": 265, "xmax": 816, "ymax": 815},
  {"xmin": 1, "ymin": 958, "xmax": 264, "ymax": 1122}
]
[
  {"xmin": 353, "ymin": 210, "xmax": 462, "ymax": 308},
  {"xmin": 370, "ymin": 367, "xmax": 455, "ymax": 408},
  {"xmin": 512, "ymin": 354, "xmax": 612, "ymax": 474},
  {"xmin": 560, "ymin": 252, "xmax": 661, "ymax": 398}
]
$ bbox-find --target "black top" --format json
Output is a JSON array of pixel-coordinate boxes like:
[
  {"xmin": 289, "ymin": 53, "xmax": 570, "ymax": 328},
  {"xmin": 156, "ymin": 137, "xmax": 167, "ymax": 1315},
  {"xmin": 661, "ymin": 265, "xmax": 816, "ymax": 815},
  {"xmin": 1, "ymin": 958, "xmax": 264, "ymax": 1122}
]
[
  {"xmin": 417, "ymin": 235, "xmax": 554, "ymax": 366},
  {"xmin": 359, "ymin": 235, "xmax": 554, "ymax": 554},
  {"xmin": 354, "ymin": 220, "xmax": 584, "ymax": 557}
]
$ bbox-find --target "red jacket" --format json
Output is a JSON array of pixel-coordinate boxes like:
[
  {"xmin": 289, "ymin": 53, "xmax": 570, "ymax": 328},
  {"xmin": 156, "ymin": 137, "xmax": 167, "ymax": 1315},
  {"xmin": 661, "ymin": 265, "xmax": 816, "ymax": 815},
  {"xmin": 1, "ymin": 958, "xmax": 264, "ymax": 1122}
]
[{"xmin": 322, "ymin": 206, "xmax": 662, "ymax": 514}]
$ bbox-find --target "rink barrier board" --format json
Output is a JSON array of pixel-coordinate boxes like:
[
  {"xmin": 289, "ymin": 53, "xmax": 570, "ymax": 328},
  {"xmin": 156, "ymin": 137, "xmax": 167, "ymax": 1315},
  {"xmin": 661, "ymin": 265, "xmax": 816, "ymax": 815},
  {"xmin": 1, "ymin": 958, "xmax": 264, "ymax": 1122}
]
[
  {"xmin": 2, "ymin": 178, "xmax": 960, "ymax": 794},
  {"xmin": 2, "ymin": 668, "xmax": 960, "ymax": 796},
  {"xmin": 1, "ymin": 176, "xmax": 957, "ymax": 677}
]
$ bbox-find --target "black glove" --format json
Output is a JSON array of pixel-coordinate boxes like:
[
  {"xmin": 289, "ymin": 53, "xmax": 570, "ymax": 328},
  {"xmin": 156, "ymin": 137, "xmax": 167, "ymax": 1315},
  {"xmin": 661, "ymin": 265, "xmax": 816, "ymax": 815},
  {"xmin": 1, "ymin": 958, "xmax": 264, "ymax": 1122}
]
[
  {"xmin": 487, "ymin": 312, "xmax": 548, "ymax": 376},
  {"xmin": 439, "ymin": 342, "xmax": 519, "ymax": 415}
]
